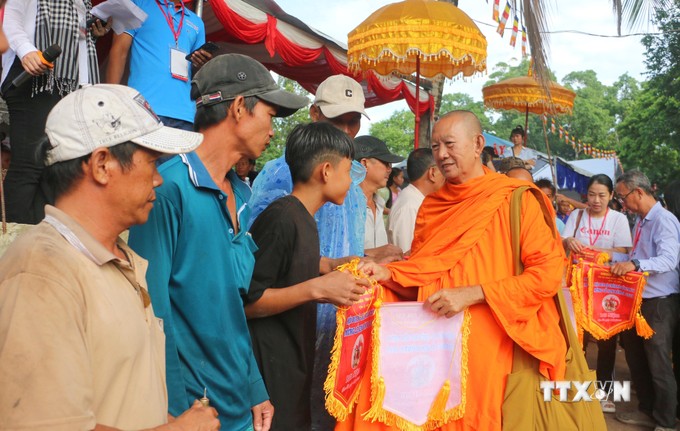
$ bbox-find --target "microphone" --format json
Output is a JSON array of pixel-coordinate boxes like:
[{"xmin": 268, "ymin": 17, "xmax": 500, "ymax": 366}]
[{"xmin": 9, "ymin": 44, "xmax": 62, "ymax": 90}]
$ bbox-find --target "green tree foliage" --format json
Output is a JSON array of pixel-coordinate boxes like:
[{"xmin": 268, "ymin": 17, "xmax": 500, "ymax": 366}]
[
  {"xmin": 369, "ymin": 93, "xmax": 492, "ymax": 155},
  {"xmin": 616, "ymin": 3, "xmax": 680, "ymax": 186},
  {"xmin": 256, "ymin": 77, "xmax": 311, "ymax": 170},
  {"xmin": 368, "ymin": 109, "xmax": 415, "ymax": 158}
]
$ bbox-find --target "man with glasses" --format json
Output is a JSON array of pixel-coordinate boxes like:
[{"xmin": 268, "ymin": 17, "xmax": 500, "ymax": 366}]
[
  {"xmin": 354, "ymin": 136, "xmax": 404, "ymax": 250},
  {"xmin": 388, "ymin": 148, "xmax": 445, "ymax": 253},
  {"xmin": 611, "ymin": 170, "xmax": 680, "ymax": 431}
]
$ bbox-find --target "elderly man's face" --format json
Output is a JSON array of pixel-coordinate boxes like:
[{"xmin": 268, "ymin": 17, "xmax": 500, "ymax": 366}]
[
  {"xmin": 111, "ymin": 148, "xmax": 164, "ymax": 227},
  {"xmin": 430, "ymin": 114, "xmax": 484, "ymax": 185}
]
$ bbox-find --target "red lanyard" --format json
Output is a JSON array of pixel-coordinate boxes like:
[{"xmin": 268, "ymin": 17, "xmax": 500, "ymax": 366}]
[
  {"xmin": 587, "ymin": 208, "xmax": 609, "ymax": 246},
  {"xmin": 632, "ymin": 221, "xmax": 643, "ymax": 254},
  {"xmin": 156, "ymin": 0, "xmax": 184, "ymax": 46}
]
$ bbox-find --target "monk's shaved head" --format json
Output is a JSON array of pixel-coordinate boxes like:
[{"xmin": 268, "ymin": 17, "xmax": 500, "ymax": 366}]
[
  {"xmin": 505, "ymin": 167, "xmax": 533, "ymax": 182},
  {"xmin": 437, "ymin": 110, "xmax": 482, "ymax": 137}
]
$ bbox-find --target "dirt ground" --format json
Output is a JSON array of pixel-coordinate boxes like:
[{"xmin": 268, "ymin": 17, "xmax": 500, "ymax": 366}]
[{"xmin": 584, "ymin": 340, "xmax": 677, "ymax": 430}]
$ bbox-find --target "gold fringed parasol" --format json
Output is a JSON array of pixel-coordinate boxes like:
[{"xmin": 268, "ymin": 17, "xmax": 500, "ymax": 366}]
[
  {"xmin": 347, "ymin": 0, "xmax": 487, "ymax": 147},
  {"xmin": 482, "ymin": 72, "xmax": 576, "ymax": 192},
  {"xmin": 482, "ymin": 76, "xmax": 575, "ymax": 116}
]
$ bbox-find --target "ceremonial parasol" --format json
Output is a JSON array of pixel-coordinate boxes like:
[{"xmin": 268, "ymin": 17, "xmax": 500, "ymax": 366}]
[
  {"xmin": 482, "ymin": 73, "xmax": 576, "ymax": 189},
  {"xmin": 347, "ymin": 0, "xmax": 487, "ymax": 148}
]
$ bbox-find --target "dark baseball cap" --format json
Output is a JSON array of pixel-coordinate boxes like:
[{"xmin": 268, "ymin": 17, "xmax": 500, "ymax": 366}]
[
  {"xmin": 191, "ymin": 54, "xmax": 309, "ymax": 117},
  {"xmin": 354, "ymin": 136, "xmax": 404, "ymax": 163}
]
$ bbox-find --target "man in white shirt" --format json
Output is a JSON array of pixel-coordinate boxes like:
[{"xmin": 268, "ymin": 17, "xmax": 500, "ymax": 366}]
[
  {"xmin": 388, "ymin": 148, "xmax": 445, "ymax": 253},
  {"xmin": 354, "ymin": 135, "xmax": 404, "ymax": 250}
]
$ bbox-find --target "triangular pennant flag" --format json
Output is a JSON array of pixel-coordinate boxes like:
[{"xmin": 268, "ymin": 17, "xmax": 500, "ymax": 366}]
[
  {"xmin": 497, "ymin": 2, "xmax": 511, "ymax": 36},
  {"xmin": 510, "ymin": 15, "xmax": 519, "ymax": 47}
]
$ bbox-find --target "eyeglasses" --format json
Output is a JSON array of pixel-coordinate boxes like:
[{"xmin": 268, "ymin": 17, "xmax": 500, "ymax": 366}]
[{"xmin": 615, "ymin": 189, "xmax": 636, "ymax": 204}]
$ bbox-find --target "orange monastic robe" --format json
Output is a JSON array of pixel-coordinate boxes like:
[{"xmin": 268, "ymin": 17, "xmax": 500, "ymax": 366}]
[{"xmin": 336, "ymin": 170, "xmax": 567, "ymax": 431}]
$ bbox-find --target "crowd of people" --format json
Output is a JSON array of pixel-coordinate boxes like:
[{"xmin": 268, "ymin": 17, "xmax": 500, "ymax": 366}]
[{"xmin": 0, "ymin": 2, "xmax": 679, "ymax": 431}]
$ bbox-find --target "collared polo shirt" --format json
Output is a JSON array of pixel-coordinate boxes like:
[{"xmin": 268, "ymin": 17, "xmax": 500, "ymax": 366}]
[
  {"xmin": 128, "ymin": 152, "xmax": 267, "ymax": 431},
  {"xmin": 0, "ymin": 206, "xmax": 167, "ymax": 430},
  {"xmin": 126, "ymin": 0, "xmax": 205, "ymax": 123},
  {"xmin": 630, "ymin": 202, "xmax": 680, "ymax": 298}
]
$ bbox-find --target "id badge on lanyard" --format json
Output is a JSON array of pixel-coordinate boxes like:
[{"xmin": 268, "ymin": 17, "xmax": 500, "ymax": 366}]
[
  {"xmin": 157, "ymin": 0, "xmax": 188, "ymax": 81},
  {"xmin": 170, "ymin": 46, "xmax": 189, "ymax": 81}
]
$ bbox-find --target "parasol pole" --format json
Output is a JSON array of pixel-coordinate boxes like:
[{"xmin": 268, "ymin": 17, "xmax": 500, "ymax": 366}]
[
  {"xmin": 414, "ymin": 56, "xmax": 421, "ymax": 149},
  {"xmin": 542, "ymin": 117, "xmax": 558, "ymax": 196},
  {"xmin": 523, "ymin": 104, "xmax": 529, "ymax": 147}
]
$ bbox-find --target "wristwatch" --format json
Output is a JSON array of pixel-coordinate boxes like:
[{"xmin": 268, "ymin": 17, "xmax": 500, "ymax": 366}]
[{"xmin": 631, "ymin": 259, "xmax": 641, "ymax": 271}]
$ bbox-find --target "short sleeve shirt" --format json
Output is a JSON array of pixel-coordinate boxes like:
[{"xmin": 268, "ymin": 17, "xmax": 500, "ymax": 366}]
[{"xmin": 563, "ymin": 208, "xmax": 633, "ymax": 249}]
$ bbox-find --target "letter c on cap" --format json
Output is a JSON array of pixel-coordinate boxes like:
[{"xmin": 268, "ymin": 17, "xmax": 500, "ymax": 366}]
[{"xmin": 345, "ymin": 89, "xmax": 353, "ymax": 97}]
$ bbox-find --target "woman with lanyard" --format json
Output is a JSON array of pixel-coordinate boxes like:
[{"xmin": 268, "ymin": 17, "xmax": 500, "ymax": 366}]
[{"xmin": 562, "ymin": 173, "xmax": 633, "ymax": 414}]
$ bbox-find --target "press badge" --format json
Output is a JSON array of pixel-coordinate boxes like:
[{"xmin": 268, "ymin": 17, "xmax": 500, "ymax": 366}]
[{"xmin": 170, "ymin": 47, "xmax": 189, "ymax": 81}]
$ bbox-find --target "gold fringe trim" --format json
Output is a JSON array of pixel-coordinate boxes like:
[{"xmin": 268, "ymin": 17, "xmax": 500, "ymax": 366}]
[
  {"xmin": 569, "ymin": 260, "xmax": 651, "ymax": 341},
  {"xmin": 324, "ymin": 258, "xmax": 382, "ymax": 420},
  {"xmin": 323, "ymin": 304, "xmax": 351, "ymax": 420},
  {"xmin": 362, "ymin": 308, "xmax": 470, "ymax": 430}
]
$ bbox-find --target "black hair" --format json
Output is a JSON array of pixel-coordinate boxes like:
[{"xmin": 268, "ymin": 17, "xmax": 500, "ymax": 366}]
[
  {"xmin": 587, "ymin": 173, "xmax": 614, "ymax": 194},
  {"xmin": 406, "ymin": 148, "xmax": 435, "ymax": 181},
  {"xmin": 387, "ymin": 168, "xmax": 403, "ymax": 188},
  {"xmin": 498, "ymin": 156, "xmax": 525, "ymax": 174},
  {"xmin": 510, "ymin": 125, "xmax": 525, "ymax": 139},
  {"xmin": 285, "ymin": 122, "xmax": 354, "ymax": 184},
  {"xmin": 535, "ymin": 178, "xmax": 556, "ymax": 195},
  {"xmin": 665, "ymin": 180, "xmax": 680, "ymax": 222},
  {"xmin": 40, "ymin": 138, "xmax": 140, "ymax": 199},
  {"xmin": 193, "ymin": 96, "xmax": 259, "ymax": 132}
]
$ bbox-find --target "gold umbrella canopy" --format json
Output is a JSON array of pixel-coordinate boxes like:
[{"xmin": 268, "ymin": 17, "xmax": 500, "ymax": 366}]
[
  {"xmin": 347, "ymin": 0, "xmax": 487, "ymax": 79},
  {"xmin": 482, "ymin": 76, "xmax": 576, "ymax": 116}
]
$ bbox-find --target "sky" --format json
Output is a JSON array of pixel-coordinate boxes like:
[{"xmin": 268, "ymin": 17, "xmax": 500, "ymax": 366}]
[{"xmin": 278, "ymin": 0, "xmax": 655, "ymax": 134}]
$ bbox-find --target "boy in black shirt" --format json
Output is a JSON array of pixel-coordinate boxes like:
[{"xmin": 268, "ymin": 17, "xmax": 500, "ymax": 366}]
[{"xmin": 244, "ymin": 122, "xmax": 370, "ymax": 430}]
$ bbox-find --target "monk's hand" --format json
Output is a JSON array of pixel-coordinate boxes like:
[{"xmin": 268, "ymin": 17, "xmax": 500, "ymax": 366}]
[
  {"xmin": 357, "ymin": 260, "xmax": 391, "ymax": 282},
  {"xmin": 364, "ymin": 244, "xmax": 404, "ymax": 264},
  {"xmin": 564, "ymin": 237, "xmax": 584, "ymax": 254},
  {"xmin": 251, "ymin": 399, "xmax": 274, "ymax": 431},
  {"xmin": 610, "ymin": 261, "xmax": 636, "ymax": 276},
  {"xmin": 316, "ymin": 270, "xmax": 368, "ymax": 306},
  {"xmin": 426, "ymin": 286, "xmax": 485, "ymax": 318}
]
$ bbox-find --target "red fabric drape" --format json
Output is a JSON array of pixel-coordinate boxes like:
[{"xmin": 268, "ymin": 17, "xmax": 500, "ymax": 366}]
[{"xmin": 209, "ymin": 0, "xmax": 434, "ymax": 115}]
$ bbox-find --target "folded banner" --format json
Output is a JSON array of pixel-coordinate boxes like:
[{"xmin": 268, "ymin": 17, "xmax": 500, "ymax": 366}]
[
  {"xmin": 571, "ymin": 261, "xmax": 652, "ymax": 340},
  {"xmin": 566, "ymin": 247, "xmax": 609, "ymax": 288},
  {"xmin": 363, "ymin": 302, "xmax": 470, "ymax": 431},
  {"xmin": 325, "ymin": 259, "xmax": 381, "ymax": 421}
]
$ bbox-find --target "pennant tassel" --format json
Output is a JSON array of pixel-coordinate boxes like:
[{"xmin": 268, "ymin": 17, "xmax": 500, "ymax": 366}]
[{"xmin": 635, "ymin": 313, "xmax": 655, "ymax": 339}]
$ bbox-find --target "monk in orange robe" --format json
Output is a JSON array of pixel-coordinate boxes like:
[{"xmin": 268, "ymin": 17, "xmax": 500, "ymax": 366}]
[{"xmin": 337, "ymin": 110, "xmax": 567, "ymax": 431}]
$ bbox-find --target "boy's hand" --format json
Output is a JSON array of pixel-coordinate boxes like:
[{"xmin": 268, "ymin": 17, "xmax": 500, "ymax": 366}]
[{"xmin": 316, "ymin": 271, "xmax": 369, "ymax": 306}]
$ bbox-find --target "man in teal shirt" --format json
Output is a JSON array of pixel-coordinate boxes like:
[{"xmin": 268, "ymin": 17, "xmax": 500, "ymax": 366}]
[{"xmin": 129, "ymin": 54, "xmax": 308, "ymax": 431}]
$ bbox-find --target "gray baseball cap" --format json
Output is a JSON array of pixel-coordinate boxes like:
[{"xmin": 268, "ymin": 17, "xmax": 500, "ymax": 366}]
[
  {"xmin": 191, "ymin": 54, "xmax": 309, "ymax": 117},
  {"xmin": 354, "ymin": 136, "xmax": 404, "ymax": 163}
]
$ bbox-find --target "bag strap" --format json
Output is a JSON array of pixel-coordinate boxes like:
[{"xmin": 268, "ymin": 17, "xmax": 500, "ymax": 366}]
[
  {"xmin": 572, "ymin": 209, "xmax": 583, "ymax": 238},
  {"xmin": 510, "ymin": 186, "xmax": 580, "ymax": 372}
]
